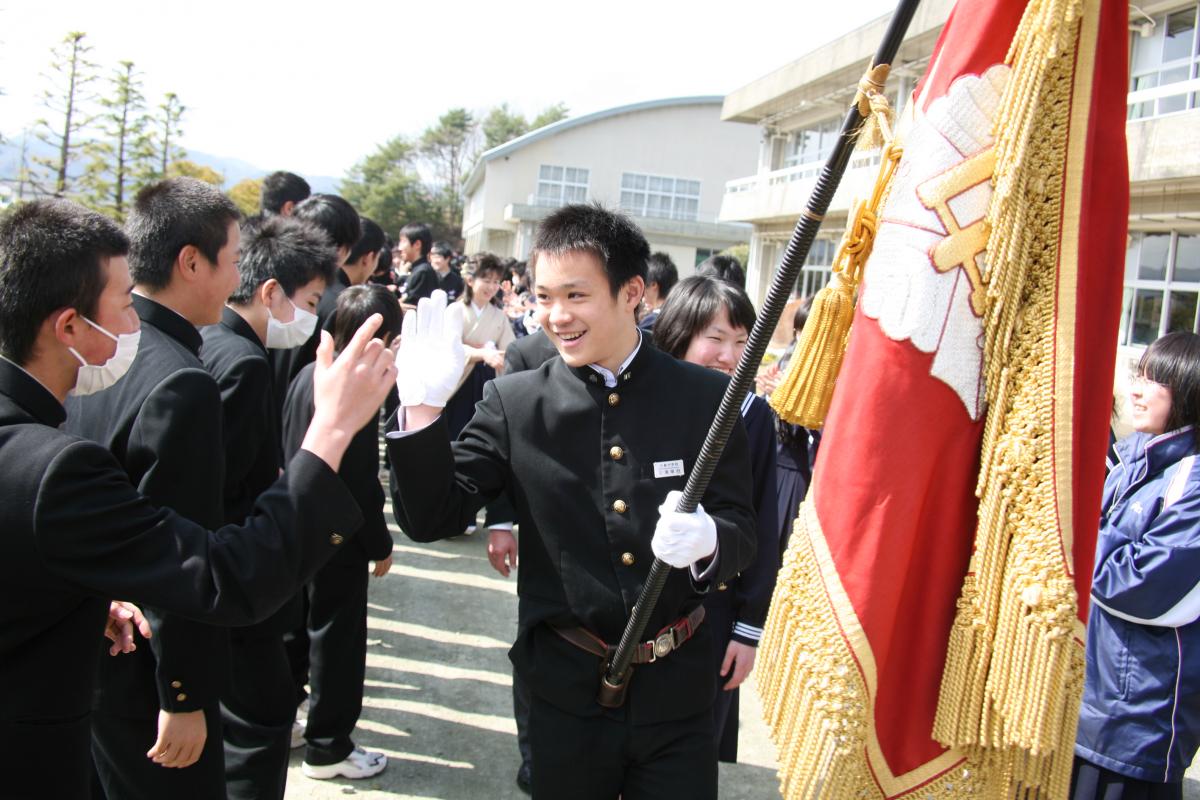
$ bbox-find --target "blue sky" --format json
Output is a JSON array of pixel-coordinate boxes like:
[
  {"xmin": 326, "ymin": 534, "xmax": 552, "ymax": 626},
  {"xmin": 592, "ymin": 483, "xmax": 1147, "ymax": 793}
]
[{"xmin": 2, "ymin": 0, "xmax": 897, "ymax": 178}]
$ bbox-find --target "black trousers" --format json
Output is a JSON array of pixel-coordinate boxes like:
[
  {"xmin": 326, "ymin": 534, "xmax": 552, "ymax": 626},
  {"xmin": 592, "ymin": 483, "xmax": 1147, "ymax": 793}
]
[
  {"xmin": 221, "ymin": 636, "xmax": 295, "ymax": 800},
  {"xmin": 1070, "ymin": 757, "xmax": 1183, "ymax": 800},
  {"xmin": 303, "ymin": 558, "xmax": 369, "ymax": 766},
  {"xmin": 90, "ymin": 703, "xmax": 225, "ymax": 800},
  {"xmin": 513, "ymin": 669, "xmax": 532, "ymax": 771},
  {"xmin": 283, "ymin": 594, "xmax": 310, "ymax": 707},
  {"xmin": 528, "ymin": 694, "xmax": 716, "ymax": 800}
]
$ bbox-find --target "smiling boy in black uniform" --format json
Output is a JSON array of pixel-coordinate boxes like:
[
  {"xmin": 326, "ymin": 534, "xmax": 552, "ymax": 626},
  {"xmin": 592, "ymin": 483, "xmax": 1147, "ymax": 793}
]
[{"xmin": 386, "ymin": 204, "xmax": 756, "ymax": 799}]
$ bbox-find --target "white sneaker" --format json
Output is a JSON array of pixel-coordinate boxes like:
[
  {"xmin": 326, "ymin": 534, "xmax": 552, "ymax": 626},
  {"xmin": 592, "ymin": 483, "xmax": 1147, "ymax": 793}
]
[
  {"xmin": 290, "ymin": 718, "xmax": 306, "ymax": 749},
  {"xmin": 302, "ymin": 746, "xmax": 387, "ymax": 780}
]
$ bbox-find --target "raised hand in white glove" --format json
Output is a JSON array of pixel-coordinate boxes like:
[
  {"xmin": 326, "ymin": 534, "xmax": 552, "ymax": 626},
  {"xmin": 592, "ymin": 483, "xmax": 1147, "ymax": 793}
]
[
  {"xmin": 395, "ymin": 290, "xmax": 466, "ymax": 408},
  {"xmin": 651, "ymin": 490, "xmax": 717, "ymax": 569}
]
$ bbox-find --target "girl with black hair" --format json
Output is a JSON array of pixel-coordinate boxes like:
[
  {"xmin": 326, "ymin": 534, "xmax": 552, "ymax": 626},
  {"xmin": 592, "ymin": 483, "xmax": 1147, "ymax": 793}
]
[
  {"xmin": 1072, "ymin": 332, "xmax": 1200, "ymax": 800},
  {"xmin": 442, "ymin": 253, "xmax": 516, "ymax": 442},
  {"xmin": 653, "ymin": 275, "xmax": 781, "ymax": 763}
]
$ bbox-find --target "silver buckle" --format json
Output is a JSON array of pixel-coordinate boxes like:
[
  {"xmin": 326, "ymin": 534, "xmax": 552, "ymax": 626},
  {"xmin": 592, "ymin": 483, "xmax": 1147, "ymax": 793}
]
[{"xmin": 652, "ymin": 632, "xmax": 673, "ymax": 659}]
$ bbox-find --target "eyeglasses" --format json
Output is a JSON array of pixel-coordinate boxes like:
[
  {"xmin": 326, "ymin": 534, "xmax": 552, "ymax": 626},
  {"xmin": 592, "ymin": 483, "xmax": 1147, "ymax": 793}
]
[{"xmin": 1128, "ymin": 373, "xmax": 1167, "ymax": 390}]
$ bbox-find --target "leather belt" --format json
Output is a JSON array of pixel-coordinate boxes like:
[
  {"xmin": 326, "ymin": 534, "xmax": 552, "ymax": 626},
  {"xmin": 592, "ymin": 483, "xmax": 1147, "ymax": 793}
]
[{"xmin": 552, "ymin": 606, "xmax": 705, "ymax": 665}]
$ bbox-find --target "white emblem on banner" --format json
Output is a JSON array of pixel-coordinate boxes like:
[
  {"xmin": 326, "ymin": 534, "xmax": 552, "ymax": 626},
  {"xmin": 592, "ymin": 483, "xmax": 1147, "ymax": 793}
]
[{"xmin": 860, "ymin": 64, "xmax": 1010, "ymax": 421}]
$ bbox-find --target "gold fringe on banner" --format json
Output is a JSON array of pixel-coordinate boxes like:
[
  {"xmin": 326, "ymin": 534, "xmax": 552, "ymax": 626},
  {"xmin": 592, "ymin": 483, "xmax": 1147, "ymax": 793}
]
[
  {"xmin": 769, "ymin": 104, "xmax": 901, "ymax": 429},
  {"xmin": 933, "ymin": 0, "xmax": 1091, "ymax": 797},
  {"xmin": 759, "ymin": 0, "xmax": 1099, "ymax": 796}
]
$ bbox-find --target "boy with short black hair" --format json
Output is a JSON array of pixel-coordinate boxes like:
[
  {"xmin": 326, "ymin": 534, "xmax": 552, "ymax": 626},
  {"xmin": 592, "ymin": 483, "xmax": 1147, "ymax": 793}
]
[
  {"xmin": 387, "ymin": 203, "xmax": 756, "ymax": 799},
  {"xmin": 200, "ymin": 214, "xmax": 338, "ymax": 799},
  {"xmin": 261, "ymin": 171, "xmax": 311, "ymax": 217},
  {"xmin": 398, "ymin": 222, "xmax": 437, "ymax": 305},
  {"xmin": 65, "ymin": 178, "xmax": 241, "ymax": 798},
  {"xmin": 638, "ymin": 251, "xmax": 679, "ymax": 332}
]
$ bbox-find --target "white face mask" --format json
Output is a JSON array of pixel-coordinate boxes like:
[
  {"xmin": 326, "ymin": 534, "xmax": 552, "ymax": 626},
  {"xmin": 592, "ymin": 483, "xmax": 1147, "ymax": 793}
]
[
  {"xmin": 265, "ymin": 301, "xmax": 318, "ymax": 349},
  {"xmin": 68, "ymin": 317, "xmax": 141, "ymax": 396}
]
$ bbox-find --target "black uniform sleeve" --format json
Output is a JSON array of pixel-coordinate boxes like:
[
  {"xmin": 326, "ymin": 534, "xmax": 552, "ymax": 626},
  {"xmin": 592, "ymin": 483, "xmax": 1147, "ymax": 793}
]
[
  {"xmin": 730, "ymin": 399, "xmax": 781, "ymax": 645},
  {"xmin": 126, "ymin": 370, "xmax": 226, "ymax": 713},
  {"xmin": 283, "ymin": 365, "xmax": 392, "ymax": 561},
  {"xmin": 215, "ymin": 354, "xmax": 272, "ymax": 499},
  {"xmin": 385, "ymin": 382, "xmax": 511, "ymax": 542},
  {"xmin": 35, "ymin": 442, "xmax": 363, "ymax": 625}
]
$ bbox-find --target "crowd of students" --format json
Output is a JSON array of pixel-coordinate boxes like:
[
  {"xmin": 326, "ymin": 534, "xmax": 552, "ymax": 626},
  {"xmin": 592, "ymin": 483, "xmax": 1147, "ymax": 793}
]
[{"xmin": 0, "ymin": 167, "xmax": 1197, "ymax": 800}]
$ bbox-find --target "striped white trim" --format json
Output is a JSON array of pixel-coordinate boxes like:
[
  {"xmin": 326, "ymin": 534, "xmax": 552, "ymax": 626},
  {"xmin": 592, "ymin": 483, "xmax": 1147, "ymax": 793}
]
[
  {"xmin": 732, "ymin": 621, "xmax": 763, "ymax": 642},
  {"xmin": 1163, "ymin": 455, "xmax": 1196, "ymax": 511},
  {"xmin": 739, "ymin": 391, "xmax": 755, "ymax": 418},
  {"xmin": 1166, "ymin": 628, "xmax": 1182, "ymax": 782}
]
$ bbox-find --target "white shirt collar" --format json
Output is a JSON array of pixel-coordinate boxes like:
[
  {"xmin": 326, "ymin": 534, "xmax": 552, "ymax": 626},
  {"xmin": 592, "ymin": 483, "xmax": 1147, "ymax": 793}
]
[{"xmin": 587, "ymin": 329, "xmax": 642, "ymax": 388}]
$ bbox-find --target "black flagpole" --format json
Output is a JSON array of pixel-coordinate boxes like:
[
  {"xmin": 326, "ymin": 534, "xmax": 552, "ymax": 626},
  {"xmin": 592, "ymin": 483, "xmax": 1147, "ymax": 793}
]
[{"xmin": 598, "ymin": 0, "xmax": 925, "ymax": 708}]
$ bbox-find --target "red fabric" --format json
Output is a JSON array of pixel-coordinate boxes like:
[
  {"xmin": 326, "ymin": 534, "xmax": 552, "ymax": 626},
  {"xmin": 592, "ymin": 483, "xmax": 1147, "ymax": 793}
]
[
  {"xmin": 814, "ymin": 312, "xmax": 983, "ymax": 774},
  {"xmin": 806, "ymin": 0, "xmax": 1129, "ymax": 782},
  {"xmin": 1067, "ymin": 0, "xmax": 1130, "ymax": 621}
]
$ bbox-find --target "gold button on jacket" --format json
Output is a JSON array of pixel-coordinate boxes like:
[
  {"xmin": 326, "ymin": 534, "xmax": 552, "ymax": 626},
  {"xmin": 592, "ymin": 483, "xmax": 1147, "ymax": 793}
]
[
  {"xmin": 330, "ymin": 533, "xmax": 344, "ymax": 546},
  {"xmin": 175, "ymin": 693, "xmax": 187, "ymax": 702},
  {"xmin": 609, "ymin": 446, "xmax": 624, "ymax": 460},
  {"xmin": 607, "ymin": 393, "xmax": 620, "ymax": 407},
  {"xmin": 621, "ymin": 552, "xmax": 635, "ymax": 566},
  {"xmin": 170, "ymin": 680, "xmax": 182, "ymax": 689},
  {"xmin": 612, "ymin": 499, "xmax": 627, "ymax": 514}
]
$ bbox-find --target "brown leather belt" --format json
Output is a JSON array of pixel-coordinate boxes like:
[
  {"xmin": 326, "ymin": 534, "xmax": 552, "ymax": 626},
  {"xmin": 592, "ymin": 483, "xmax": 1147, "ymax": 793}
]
[{"xmin": 552, "ymin": 606, "xmax": 705, "ymax": 665}]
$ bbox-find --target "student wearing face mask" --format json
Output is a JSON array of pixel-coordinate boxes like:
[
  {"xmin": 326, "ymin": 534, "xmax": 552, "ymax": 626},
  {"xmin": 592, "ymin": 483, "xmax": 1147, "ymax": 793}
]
[
  {"xmin": 653, "ymin": 275, "xmax": 781, "ymax": 765},
  {"xmin": 0, "ymin": 198, "xmax": 397, "ymax": 800},
  {"xmin": 198, "ymin": 215, "xmax": 338, "ymax": 800}
]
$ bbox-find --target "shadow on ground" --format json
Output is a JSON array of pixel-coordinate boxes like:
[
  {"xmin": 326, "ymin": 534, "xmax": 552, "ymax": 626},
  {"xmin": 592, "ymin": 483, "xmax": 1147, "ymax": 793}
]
[{"xmin": 283, "ymin": 513, "xmax": 780, "ymax": 799}]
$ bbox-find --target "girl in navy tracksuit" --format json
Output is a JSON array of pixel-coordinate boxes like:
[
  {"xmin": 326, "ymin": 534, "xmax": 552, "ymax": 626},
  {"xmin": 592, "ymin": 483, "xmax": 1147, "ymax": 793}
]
[
  {"xmin": 654, "ymin": 275, "xmax": 780, "ymax": 762},
  {"xmin": 1073, "ymin": 332, "xmax": 1200, "ymax": 799}
]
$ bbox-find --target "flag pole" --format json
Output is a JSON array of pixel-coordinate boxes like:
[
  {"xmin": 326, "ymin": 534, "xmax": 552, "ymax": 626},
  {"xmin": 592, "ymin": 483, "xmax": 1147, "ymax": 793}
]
[{"xmin": 598, "ymin": 0, "xmax": 925, "ymax": 708}]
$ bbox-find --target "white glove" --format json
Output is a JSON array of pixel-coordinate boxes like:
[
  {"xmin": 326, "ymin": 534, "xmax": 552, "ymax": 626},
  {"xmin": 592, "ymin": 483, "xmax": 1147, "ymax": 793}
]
[
  {"xmin": 395, "ymin": 290, "xmax": 466, "ymax": 408},
  {"xmin": 651, "ymin": 490, "xmax": 717, "ymax": 569}
]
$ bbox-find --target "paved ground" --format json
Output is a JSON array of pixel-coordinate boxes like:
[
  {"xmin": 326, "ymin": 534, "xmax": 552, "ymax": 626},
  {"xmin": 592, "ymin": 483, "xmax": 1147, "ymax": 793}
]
[
  {"xmin": 283, "ymin": 476, "xmax": 1200, "ymax": 799},
  {"xmin": 282, "ymin": 495, "xmax": 780, "ymax": 799}
]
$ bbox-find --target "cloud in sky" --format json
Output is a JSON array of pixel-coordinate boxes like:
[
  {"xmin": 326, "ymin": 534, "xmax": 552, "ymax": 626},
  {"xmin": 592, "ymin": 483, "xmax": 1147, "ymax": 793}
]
[{"xmin": 2, "ymin": 0, "xmax": 897, "ymax": 178}]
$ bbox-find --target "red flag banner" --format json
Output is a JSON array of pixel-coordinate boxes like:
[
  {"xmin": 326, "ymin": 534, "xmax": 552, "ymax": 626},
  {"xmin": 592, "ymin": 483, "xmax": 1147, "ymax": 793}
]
[{"xmin": 757, "ymin": 0, "xmax": 1129, "ymax": 796}]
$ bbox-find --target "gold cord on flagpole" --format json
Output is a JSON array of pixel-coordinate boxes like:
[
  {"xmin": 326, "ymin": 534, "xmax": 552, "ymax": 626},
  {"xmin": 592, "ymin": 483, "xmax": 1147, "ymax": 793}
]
[{"xmin": 769, "ymin": 84, "xmax": 901, "ymax": 429}]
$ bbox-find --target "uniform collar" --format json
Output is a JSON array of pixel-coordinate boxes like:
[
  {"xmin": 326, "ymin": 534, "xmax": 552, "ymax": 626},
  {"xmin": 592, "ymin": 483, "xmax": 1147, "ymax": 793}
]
[
  {"xmin": 572, "ymin": 330, "xmax": 654, "ymax": 390},
  {"xmin": 220, "ymin": 306, "xmax": 266, "ymax": 354},
  {"xmin": 1143, "ymin": 426, "xmax": 1198, "ymax": 472},
  {"xmin": 0, "ymin": 355, "xmax": 66, "ymax": 427},
  {"xmin": 134, "ymin": 293, "xmax": 202, "ymax": 356},
  {"xmin": 334, "ymin": 268, "xmax": 352, "ymax": 291},
  {"xmin": 1118, "ymin": 426, "xmax": 1199, "ymax": 480}
]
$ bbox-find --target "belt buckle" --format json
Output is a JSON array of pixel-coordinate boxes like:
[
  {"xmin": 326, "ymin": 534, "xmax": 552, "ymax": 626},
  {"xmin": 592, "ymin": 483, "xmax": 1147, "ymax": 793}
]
[{"xmin": 652, "ymin": 632, "xmax": 673, "ymax": 660}]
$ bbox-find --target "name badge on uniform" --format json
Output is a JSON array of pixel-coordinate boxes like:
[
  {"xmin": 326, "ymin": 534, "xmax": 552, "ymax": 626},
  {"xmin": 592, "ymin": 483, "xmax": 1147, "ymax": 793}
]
[{"xmin": 653, "ymin": 459, "xmax": 685, "ymax": 479}]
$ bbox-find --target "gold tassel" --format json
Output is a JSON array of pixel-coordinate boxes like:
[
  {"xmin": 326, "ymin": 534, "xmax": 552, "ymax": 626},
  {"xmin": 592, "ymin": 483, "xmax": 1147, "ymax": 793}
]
[
  {"xmin": 770, "ymin": 137, "xmax": 903, "ymax": 428},
  {"xmin": 933, "ymin": 0, "xmax": 1090, "ymax": 795}
]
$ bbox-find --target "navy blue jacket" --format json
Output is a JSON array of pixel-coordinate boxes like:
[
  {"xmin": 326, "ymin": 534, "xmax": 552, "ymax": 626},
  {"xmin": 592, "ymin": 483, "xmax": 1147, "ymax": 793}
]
[{"xmin": 1076, "ymin": 426, "xmax": 1200, "ymax": 782}]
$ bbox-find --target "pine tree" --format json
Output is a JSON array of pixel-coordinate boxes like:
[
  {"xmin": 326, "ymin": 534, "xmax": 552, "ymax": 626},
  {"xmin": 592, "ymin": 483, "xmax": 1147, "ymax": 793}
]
[
  {"xmin": 151, "ymin": 92, "xmax": 186, "ymax": 178},
  {"xmin": 419, "ymin": 108, "xmax": 476, "ymax": 233},
  {"xmin": 31, "ymin": 31, "xmax": 97, "ymax": 197},
  {"xmin": 82, "ymin": 61, "xmax": 155, "ymax": 220}
]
